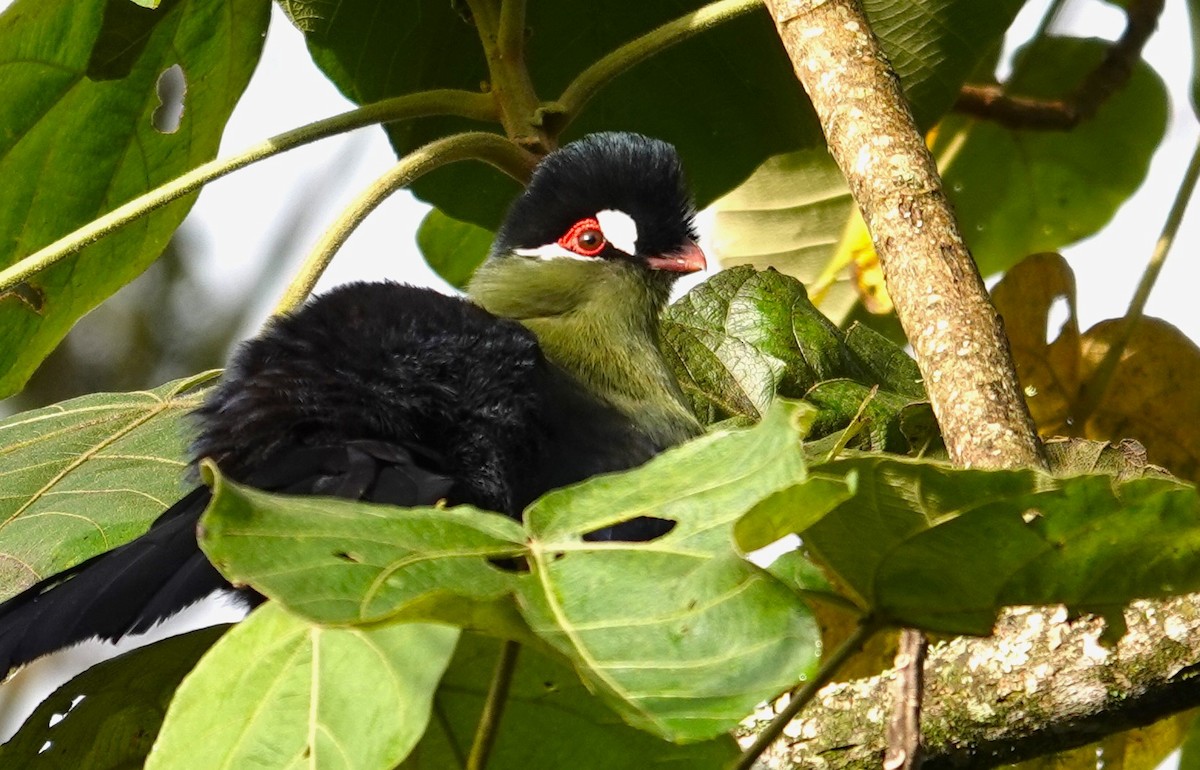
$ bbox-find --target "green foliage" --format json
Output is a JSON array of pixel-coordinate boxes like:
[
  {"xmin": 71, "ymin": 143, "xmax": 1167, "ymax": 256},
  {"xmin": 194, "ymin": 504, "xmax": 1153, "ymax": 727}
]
[
  {"xmin": 938, "ymin": 37, "xmax": 1168, "ymax": 276},
  {"xmin": 0, "ymin": 372, "xmax": 214, "ymax": 598},
  {"xmin": 0, "ymin": 626, "xmax": 228, "ymax": 769},
  {"xmin": 0, "ymin": 0, "xmax": 269, "ymax": 398},
  {"xmin": 416, "ymin": 209, "xmax": 494, "ymax": 289},
  {"xmin": 200, "ymin": 401, "xmax": 821, "ymax": 743},
  {"xmin": 401, "ymin": 633, "xmax": 740, "ymax": 767},
  {"xmin": 149, "ymin": 605, "xmax": 458, "ymax": 770},
  {"xmin": 662, "ymin": 267, "xmax": 939, "ymax": 454}
]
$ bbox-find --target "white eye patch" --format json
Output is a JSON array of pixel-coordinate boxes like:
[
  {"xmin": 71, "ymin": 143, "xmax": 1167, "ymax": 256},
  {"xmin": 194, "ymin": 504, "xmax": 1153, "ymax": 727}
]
[
  {"xmin": 513, "ymin": 243, "xmax": 591, "ymax": 261},
  {"xmin": 596, "ymin": 209, "xmax": 638, "ymax": 255}
]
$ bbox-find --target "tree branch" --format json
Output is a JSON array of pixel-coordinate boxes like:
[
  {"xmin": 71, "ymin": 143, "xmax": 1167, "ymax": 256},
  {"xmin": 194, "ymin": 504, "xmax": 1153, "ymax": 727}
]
[
  {"xmin": 953, "ymin": 0, "xmax": 1164, "ymax": 130},
  {"xmin": 747, "ymin": 599, "xmax": 1200, "ymax": 769},
  {"xmin": 273, "ymin": 132, "xmax": 536, "ymax": 314},
  {"xmin": 762, "ymin": 0, "xmax": 1045, "ymax": 470}
]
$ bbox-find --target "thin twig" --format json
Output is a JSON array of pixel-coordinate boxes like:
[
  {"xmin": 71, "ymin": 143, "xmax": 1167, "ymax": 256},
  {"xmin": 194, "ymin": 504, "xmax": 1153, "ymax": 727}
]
[
  {"xmin": 496, "ymin": 0, "xmax": 528, "ymax": 60},
  {"xmin": 0, "ymin": 90, "xmax": 497, "ymax": 295},
  {"xmin": 550, "ymin": 0, "xmax": 766, "ymax": 132},
  {"xmin": 1074, "ymin": 133, "xmax": 1200, "ymax": 422},
  {"xmin": 272, "ymin": 132, "xmax": 536, "ymax": 314},
  {"xmin": 954, "ymin": 0, "xmax": 1164, "ymax": 130},
  {"xmin": 466, "ymin": 640, "xmax": 521, "ymax": 770},
  {"xmin": 884, "ymin": 628, "xmax": 927, "ymax": 770},
  {"xmin": 731, "ymin": 620, "xmax": 880, "ymax": 770}
]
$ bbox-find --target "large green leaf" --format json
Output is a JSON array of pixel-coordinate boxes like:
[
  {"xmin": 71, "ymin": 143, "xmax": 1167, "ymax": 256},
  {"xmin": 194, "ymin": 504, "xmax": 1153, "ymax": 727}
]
[
  {"xmin": 401, "ymin": 633, "xmax": 739, "ymax": 768},
  {"xmin": 200, "ymin": 401, "xmax": 821, "ymax": 743},
  {"xmin": 0, "ymin": 372, "xmax": 215, "ymax": 599},
  {"xmin": 282, "ymin": 0, "xmax": 1022, "ymax": 232},
  {"xmin": 0, "ymin": 626, "xmax": 229, "ymax": 770},
  {"xmin": 798, "ymin": 456, "xmax": 1200, "ymax": 635},
  {"xmin": 198, "ymin": 465, "xmax": 532, "ymax": 639},
  {"xmin": 149, "ymin": 605, "xmax": 457, "ymax": 770},
  {"xmin": 937, "ymin": 37, "xmax": 1168, "ymax": 277},
  {"xmin": 415, "ymin": 208, "xmax": 493, "ymax": 289},
  {"xmin": 0, "ymin": 0, "xmax": 269, "ymax": 397}
]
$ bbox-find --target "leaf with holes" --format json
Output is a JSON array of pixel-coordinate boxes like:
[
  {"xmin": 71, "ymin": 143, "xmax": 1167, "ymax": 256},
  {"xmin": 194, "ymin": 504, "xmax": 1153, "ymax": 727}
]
[
  {"xmin": 517, "ymin": 402, "xmax": 819, "ymax": 742},
  {"xmin": 400, "ymin": 633, "xmax": 739, "ymax": 768},
  {"xmin": 0, "ymin": 0, "xmax": 269, "ymax": 398},
  {"xmin": 0, "ymin": 626, "xmax": 228, "ymax": 768},
  {"xmin": 199, "ymin": 401, "xmax": 821, "ymax": 743},
  {"xmin": 148, "ymin": 605, "xmax": 457, "ymax": 770},
  {"xmin": 802, "ymin": 455, "xmax": 1200, "ymax": 634},
  {"xmin": 0, "ymin": 372, "xmax": 215, "ymax": 600}
]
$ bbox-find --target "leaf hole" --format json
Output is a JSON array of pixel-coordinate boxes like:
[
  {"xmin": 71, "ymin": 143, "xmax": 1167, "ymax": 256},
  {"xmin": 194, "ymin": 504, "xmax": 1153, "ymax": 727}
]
[
  {"xmin": 581, "ymin": 516, "xmax": 676, "ymax": 543},
  {"xmin": 152, "ymin": 64, "xmax": 187, "ymax": 134},
  {"xmin": 38, "ymin": 741, "xmax": 52, "ymax": 754},
  {"xmin": 334, "ymin": 551, "xmax": 363, "ymax": 563},
  {"xmin": 0, "ymin": 282, "xmax": 46, "ymax": 313},
  {"xmin": 487, "ymin": 556, "xmax": 527, "ymax": 573},
  {"xmin": 1045, "ymin": 294, "xmax": 1071, "ymax": 346}
]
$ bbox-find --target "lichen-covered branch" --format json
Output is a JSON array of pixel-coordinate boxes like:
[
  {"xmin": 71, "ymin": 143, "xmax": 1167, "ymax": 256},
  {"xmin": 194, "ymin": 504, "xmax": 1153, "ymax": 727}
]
[
  {"xmin": 762, "ymin": 0, "xmax": 1045, "ymax": 470},
  {"xmin": 745, "ymin": 599, "xmax": 1200, "ymax": 769}
]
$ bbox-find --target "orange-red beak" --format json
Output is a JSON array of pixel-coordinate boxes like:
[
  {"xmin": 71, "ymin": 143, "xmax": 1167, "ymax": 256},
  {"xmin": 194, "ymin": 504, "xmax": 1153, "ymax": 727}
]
[{"xmin": 645, "ymin": 240, "xmax": 707, "ymax": 274}]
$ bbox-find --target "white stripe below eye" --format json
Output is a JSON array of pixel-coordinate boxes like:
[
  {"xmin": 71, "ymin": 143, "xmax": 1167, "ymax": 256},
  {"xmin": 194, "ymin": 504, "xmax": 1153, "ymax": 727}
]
[
  {"xmin": 596, "ymin": 209, "xmax": 638, "ymax": 255},
  {"xmin": 513, "ymin": 243, "xmax": 593, "ymax": 261}
]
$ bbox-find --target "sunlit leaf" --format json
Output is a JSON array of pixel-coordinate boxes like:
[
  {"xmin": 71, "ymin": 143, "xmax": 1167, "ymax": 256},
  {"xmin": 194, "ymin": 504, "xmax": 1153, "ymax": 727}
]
[
  {"xmin": 802, "ymin": 456, "xmax": 1200, "ymax": 634},
  {"xmin": 148, "ymin": 605, "xmax": 457, "ymax": 770},
  {"xmin": 416, "ymin": 208, "xmax": 493, "ymax": 289},
  {"xmin": 0, "ymin": 372, "xmax": 215, "ymax": 599},
  {"xmin": 994, "ymin": 253, "xmax": 1200, "ymax": 482}
]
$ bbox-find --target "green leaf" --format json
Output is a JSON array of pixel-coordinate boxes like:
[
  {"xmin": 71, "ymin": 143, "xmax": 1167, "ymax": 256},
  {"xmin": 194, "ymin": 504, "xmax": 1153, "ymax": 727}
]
[
  {"xmin": 938, "ymin": 37, "xmax": 1168, "ymax": 277},
  {"xmin": 149, "ymin": 605, "xmax": 458, "ymax": 770},
  {"xmin": 198, "ymin": 465, "xmax": 529, "ymax": 635},
  {"xmin": 416, "ymin": 208, "xmax": 493, "ymax": 290},
  {"xmin": 0, "ymin": 372, "xmax": 215, "ymax": 599},
  {"xmin": 518, "ymin": 401, "xmax": 819, "ymax": 742},
  {"xmin": 707, "ymin": 147, "xmax": 859, "ymax": 324},
  {"xmin": 802, "ymin": 456, "xmax": 1200, "ymax": 634},
  {"xmin": 288, "ymin": 0, "xmax": 1021, "ymax": 231},
  {"xmin": 0, "ymin": 0, "xmax": 269, "ymax": 398},
  {"xmin": 401, "ymin": 633, "xmax": 739, "ymax": 768},
  {"xmin": 662, "ymin": 266, "xmax": 856, "ymax": 424},
  {"xmin": 0, "ymin": 626, "xmax": 228, "ymax": 769},
  {"xmin": 734, "ymin": 472, "xmax": 857, "ymax": 553},
  {"xmin": 843, "ymin": 323, "xmax": 925, "ymax": 399}
]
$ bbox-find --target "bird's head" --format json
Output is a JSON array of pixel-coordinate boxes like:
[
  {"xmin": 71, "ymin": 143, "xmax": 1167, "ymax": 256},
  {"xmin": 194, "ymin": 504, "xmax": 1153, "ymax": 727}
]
[{"xmin": 468, "ymin": 132, "xmax": 705, "ymax": 322}]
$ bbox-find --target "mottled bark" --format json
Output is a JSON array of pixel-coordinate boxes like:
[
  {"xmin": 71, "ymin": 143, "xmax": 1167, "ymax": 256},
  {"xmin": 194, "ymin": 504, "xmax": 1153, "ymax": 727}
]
[
  {"xmin": 762, "ymin": 0, "xmax": 1045, "ymax": 471},
  {"xmin": 744, "ymin": 600, "xmax": 1200, "ymax": 768}
]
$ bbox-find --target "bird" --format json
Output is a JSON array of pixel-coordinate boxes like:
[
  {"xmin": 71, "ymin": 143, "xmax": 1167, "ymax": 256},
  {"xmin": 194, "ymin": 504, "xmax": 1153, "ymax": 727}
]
[{"xmin": 0, "ymin": 131, "xmax": 707, "ymax": 679}]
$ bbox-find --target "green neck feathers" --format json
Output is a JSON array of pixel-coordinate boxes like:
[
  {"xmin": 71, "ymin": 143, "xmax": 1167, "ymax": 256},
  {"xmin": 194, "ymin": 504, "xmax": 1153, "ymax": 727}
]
[{"xmin": 468, "ymin": 256, "xmax": 701, "ymax": 448}]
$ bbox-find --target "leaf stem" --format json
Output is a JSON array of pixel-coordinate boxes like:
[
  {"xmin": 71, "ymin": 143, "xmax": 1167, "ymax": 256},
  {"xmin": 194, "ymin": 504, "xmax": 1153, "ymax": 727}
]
[
  {"xmin": 0, "ymin": 89, "xmax": 497, "ymax": 295},
  {"xmin": 272, "ymin": 132, "xmax": 535, "ymax": 314},
  {"xmin": 497, "ymin": 0, "xmax": 528, "ymax": 60},
  {"xmin": 730, "ymin": 619, "xmax": 880, "ymax": 770},
  {"xmin": 551, "ymin": 0, "xmax": 766, "ymax": 130},
  {"xmin": 1076, "ymin": 132, "xmax": 1200, "ymax": 422},
  {"xmin": 468, "ymin": 0, "xmax": 548, "ymax": 150},
  {"xmin": 466, "ymin": 640, "xmax": 521, "ymax": 770}
]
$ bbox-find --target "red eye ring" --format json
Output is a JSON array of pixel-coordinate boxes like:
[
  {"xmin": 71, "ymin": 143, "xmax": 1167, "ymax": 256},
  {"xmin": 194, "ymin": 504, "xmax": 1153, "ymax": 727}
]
[{"xmin": 558, "ymin": 218, "xmax": 607, "ymax": 257}]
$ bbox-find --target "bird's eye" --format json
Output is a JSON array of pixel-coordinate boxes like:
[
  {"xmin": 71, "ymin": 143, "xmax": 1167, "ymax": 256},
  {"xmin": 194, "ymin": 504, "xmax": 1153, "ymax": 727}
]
[{"xmin": 558, "ymin": 218, "xmax": 608, "ymax": 257}]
